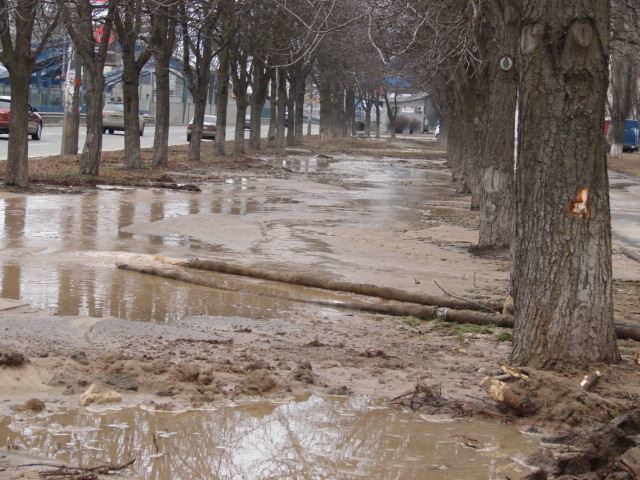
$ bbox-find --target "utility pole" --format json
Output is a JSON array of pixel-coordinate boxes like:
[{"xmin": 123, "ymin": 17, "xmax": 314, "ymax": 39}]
[{"xmin": 61, "ymin": 45, "xmax": 82, "ymax": 155}]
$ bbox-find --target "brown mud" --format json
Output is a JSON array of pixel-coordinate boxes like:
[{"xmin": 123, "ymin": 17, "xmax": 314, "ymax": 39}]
[{"xmin": 0, "ymin": 136, "xmax": 639, "ymax": 479}]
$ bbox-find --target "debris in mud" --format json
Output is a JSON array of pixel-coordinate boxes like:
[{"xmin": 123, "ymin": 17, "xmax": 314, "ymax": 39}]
[
  {"xmin": 172, "ymin": 364, "xmax": 200, "ymax": 383},
  {"xmin": 70, "ymin": 351, "xmax": 89, "ymax": 365},
  {"xmin": 79, "ymin": 383, "xmax": 122, "ymax": 407},
  {"xmin": 360, "ymin": 348, "xmax": 389, "ymax": 359},
  {"xmin": 241, "ymin": 369, "xmax": 277, "ymax": 394},
  {"xmin": 36, "ymin": 458, "xmax": 136, "ymax": 479},
  {"xmin": 304, "ymin": 338, "xmax": 325, "ymax": 347},
  {"xmin": 291, "ymin": 361, "xmax": 314, "ymax": 384},
  {"xmin": 526, "ymin": 411, "xmax": 640, "ymax": 478},
  {"xmin": 0, "ymin": 350, "xmax": 26, "ymax": 367},
  {"xmin": 12, "ymin": 398, "xmax": 45, "ymax": 413},
  {"xmin": 105, "ymin": 374, "xmax": 139, "ymax": 391},
  {"xmin": 390, "ymin": 381, "xmax": 444, "ymax": 410},
  {"xmin": 325, "ymin": 385, "xmax": 352, "ymax": 396}
]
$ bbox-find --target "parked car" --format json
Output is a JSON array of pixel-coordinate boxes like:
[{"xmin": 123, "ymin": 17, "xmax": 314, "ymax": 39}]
[
  {"xmin": 102, "ymin": 101, "xmax": 145, "ymax": 136},
  {"xmin": 0, "ymin": 96, "xmax": 43, "ymax": 140},
  {"xmin": 187, "ymin": 115, "xmax": 217, "ymax": 141}
]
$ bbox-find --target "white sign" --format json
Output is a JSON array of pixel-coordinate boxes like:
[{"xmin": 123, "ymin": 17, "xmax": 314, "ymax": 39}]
[{"xmin": 401, "ymin": 106, "xmax": 415, "ymax": 113}]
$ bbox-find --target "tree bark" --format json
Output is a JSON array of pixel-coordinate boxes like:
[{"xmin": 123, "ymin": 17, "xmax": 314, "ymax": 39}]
[
  {"xmin": 214, "ymin": 43, "xmax": 230, "ymax": 156},
  {"xmin": 293, "ymin": 66, "xmax": 306, "ymax": 146},
  {"xmin": 80, "ymin": 66, "xmax": 105, "ymax": 176},
  {"xmin": 121, "ymin": 73, "xmax": 142, "ymax": 169},
  {"xmin": 189, "ymin": 98, "xmax": 206, "ymax": 162},
  {"xmin": 151, "ymin": 57, "xmax": 170, "ymax": 167},
  {"xmin": 150, "ymin": 4, "xmax": 176, "ymax": 168},
  {"xmin": 233, "ymin": 95, "xmax": 247, "ymax": 155},
  {"xmin": 274, "ymin": 67, "xmax": 287, "ymax": 148},
  {"xmin": 115, "ymin": 1, "xmax": 151, "ymax": 170},
  {"xmin": 4, "ymin": 69, "xmax": 30, "ymax": 187},
  {"xmin": 249, "ymin": 61, "xmax": 269, "ymax": 150},
  {"xmin": 476, "ymin": 0, "xmax": 519, "ymax": 249},
  {"xmin": 511, "ymin": 0, "xmax": 620, "ymax": 368},
  {"xmin": 267, "ymin": 74, "xmax": 277, "ymax": 146},
  {"xmin": 286, "ymin": 81, "xmax": 295, "ymax": 147}
]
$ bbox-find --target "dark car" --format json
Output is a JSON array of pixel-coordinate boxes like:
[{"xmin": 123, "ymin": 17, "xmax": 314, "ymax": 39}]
[
  {"xmin": 0, "ymin": 96, "xmax": 43, "ymax": 140},
  {"xmin": 187, "ymin": 115, "xmax": 217, "ymax": 141}
]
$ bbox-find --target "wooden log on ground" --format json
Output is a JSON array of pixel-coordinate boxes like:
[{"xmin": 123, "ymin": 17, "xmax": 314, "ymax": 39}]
[
  {"xmin": 182, "ymin": 257, "xmax": 504, "ymax": 312},
  {"xmin": 480, "ymin": 376, "xmax": 537, "ymax": 416},
  {"xmin": 117, "ymin": 262, "xmax": 640, "ymax": 342}
]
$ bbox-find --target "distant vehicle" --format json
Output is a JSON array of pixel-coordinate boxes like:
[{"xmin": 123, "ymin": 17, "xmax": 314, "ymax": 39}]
[
  {"xmin": 434, "ymin": 124, "xmax": 440, "ymax": 140},
  {"xmin": 245, "ymin": 115, "xmax": 251, "ymax": 130},
  {"xmin": 604, "ymin": 118, "xmax": 640, "ymax": 152},
  {"xmin": 0, "ymin": 96, "xmax": 43, "ymax": 140},
  {"xmin": 102, "ymin": 102, "xmax": 145, "ymax": 136},
  {"xmin": 187, "ymin": 115, "xmax": 217, "ymax": 141}
]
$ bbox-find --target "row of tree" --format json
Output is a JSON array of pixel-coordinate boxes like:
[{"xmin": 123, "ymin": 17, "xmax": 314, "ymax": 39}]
[
  {"xmin": 0, "ymin": 0, "xmax": 633, "ymax": 369},
  {"xmin": 0, "ymin": 0, "xmax": 395, "ymax": 188}
]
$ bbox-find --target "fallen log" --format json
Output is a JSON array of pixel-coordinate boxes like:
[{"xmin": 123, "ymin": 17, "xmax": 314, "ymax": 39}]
[
  {"xmin": 181, "ymin": 257, "xmax": 504, "ymax": 312},
  {"xmin": 117, "ymin": 262, "xmax": 640, "ymax": 342},
  {"xmin": 480, "ymin": 376, "xmax": 537, "ymax": 416}
]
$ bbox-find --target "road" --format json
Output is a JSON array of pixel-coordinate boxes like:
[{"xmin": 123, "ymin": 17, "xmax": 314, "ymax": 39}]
[
  {"xmin": 0, "ymin": 124, "xmax": 320, "ymax": 160},
  {"xmin": 610, "ymin": 171, "xmax": 640, "ymax": 258}
]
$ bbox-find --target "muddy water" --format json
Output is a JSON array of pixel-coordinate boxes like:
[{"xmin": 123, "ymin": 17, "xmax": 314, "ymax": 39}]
[
  {"xmin": 0, "ymin": 156, "xmax": 456, "ymax": 323},
  {"xmin": 1, "ymin": 395, "xmax": 537, "ymax": 480}
]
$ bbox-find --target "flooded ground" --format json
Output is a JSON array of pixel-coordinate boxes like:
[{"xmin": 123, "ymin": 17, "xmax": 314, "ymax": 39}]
[
  {"xmin": 1, "ymin": 395, "xmax": 538, "ymax": 480},
  {"xmin": 1, "ymin": 138, "xmax": 639, "ymax": 479}
]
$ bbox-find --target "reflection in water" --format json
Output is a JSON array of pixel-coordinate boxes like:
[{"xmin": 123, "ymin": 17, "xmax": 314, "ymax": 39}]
[
  {"xmin": 0, "ymin": 263, "xmax": 313, "ymax": 322},
  {"xmin": 0, "ymin": 396, "xmax": 536, "ymax": 480}
]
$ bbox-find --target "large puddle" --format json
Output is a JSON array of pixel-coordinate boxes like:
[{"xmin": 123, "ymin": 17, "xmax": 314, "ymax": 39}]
[
  {"xmin": 0, "ymin": 156, "xmax": 456, "ymax": 323},
  {"xmin": 1, "ymin": 395, "xmax": 537, "ymax": 479}
]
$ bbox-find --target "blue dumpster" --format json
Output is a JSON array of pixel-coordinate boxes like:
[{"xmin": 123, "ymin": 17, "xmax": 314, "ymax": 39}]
[{"xmin": 623, "ymin": 119, "xmax": 640, "ymax": 152}]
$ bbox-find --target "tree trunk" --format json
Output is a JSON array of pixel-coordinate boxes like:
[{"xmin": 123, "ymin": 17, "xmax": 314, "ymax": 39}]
[
  {"xmin": 286, "ymin": 85, "xmax": 295, "ymax": 147},
  {"xmin": 4, "ymin": 69, "xmax": 30, "ymax": 187},
  {"xmin": 152, "ymin": 56, "xmax": 170, "ymax": 167},
  {"xmin": 476, "ymin": 2, "xmax": 519, "ymax": 249},
  {"xmin": 234, "ymin": 95, "xmax": 247, "ymax": 155},
  {"xmin": 346, "ymin": 88, "xmax": 355, "ymax": 136},
  {"xmin": 364, "ymin": 96, "xmax": 372, "ymax": 137},
  {"xmin": 267, "ymin": 74, "xmax": 277, "ymax": 146},
  {"xmin": 275, "ymin": 67, "xmax": 286, "ymax": 148},
  {"xmin": 188, "ymin": 97, "xmax": 206, "ymax": 163},
  {"xmin": 122, "ymin": 70, "xmax": 142, "ymax": 169},
  {"xmin": 214, "ymin": 44, "xmax": 230, "ymax": 157},
  {"xmin": 80, "ymin": 67, "xmax": 104, "ymax": 176},
  {"xmin": 293, "ymin": 67, "xmax": 305, "ymax": 145},
  {"xmin": 319, "ymin": 81, "xmax": 332, "ymax": 140},
  {"xmin": 249, "ymin": 61, "xmax": 269, "ymax": 150},
  {"xmin": 374, "ymin": 96, "xmax": 380, "ymax": 138},
  {"xmin": 510, "ymin": 0, "xmax": 620, "ymax": 368}
]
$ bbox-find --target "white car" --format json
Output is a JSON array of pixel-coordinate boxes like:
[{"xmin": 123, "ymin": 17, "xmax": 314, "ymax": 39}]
[
  {"xmin": 102, "ymin": 101, "xmax": 145, "ymax": 136},
  {"xmin": 434, "ymin": 124, "xmax": 440, "ymax": 140}
]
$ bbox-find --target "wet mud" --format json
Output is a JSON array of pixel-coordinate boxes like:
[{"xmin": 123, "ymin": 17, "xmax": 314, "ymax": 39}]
[{"xmin": 1, "ymin": 396, "xmax": 538, "ymax": 480}]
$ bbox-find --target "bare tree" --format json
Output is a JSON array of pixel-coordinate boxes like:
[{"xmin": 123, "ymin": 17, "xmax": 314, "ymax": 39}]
[
  {"xmin": 0, "ymin": 0, "xmax": 60, "ymax": 187},
  {"xmin": 510, "ymin": 0, "xmax": 619, "ymax": 368},
  {"xmin": 179, "ymin": 0, "xmax": 220, "ymax": 162},
  {"xmin": 114, "ymin": 0, "xmax": 152, "ymax": 169},
  {"xmin": 60, "ymin": 0, "xmax": 116, "ymax": 176},
  {"xmin": 149, "ymin": 0, "xmax": 177, "ymax": 168}
]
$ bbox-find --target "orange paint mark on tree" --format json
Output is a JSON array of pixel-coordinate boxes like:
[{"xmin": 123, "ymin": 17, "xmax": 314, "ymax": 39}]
[{"xmin": 569, "ymin": 187, "xmax": 591, "ymax": 217}]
